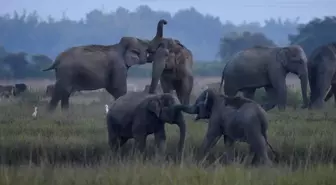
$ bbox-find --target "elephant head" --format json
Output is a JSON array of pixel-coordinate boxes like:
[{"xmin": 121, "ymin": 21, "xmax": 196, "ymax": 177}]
[
  {"xmin": 276, "ymin": 45, "xmax": 309, "ymax": 108},
  {"xmin": 308, "ymin": 43, "xmax": 336, "ymax": 109},
  {"xmin": 117, "ymin": 37, "xmax": 151, "ymax": 68},
  {"xmin": 146, "ymin": 93, "xmax": 186, "ymax": 155},
  {"xmin": 176, "ymin": 89, "xmax": 255, "ymax": 120}
]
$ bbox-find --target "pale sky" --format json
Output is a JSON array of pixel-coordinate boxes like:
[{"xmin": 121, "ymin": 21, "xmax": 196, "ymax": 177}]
[{"xmin": 1, "ymin": 0, "xmax": 335, "ymax": 24}]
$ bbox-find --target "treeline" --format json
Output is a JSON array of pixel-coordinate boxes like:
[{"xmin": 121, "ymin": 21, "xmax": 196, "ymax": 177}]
[
  {"xmin": 1, "ymin": 6, "xmax": 336, "ymax": 79},
  {"xmin": 1, "ymin": 5, "xmax": 299, "ymax": 61}
]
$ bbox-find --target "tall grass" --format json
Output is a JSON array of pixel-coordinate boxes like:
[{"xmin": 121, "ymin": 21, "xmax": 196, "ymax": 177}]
[{"xmin": 0, "ymin": 88, "xmax": 335, "ymax": 185}]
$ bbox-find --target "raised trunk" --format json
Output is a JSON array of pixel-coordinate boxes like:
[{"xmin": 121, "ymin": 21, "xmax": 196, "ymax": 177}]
[{"xmin": 149, "ymin": 19, "xmax": 167, "ymax": 52}]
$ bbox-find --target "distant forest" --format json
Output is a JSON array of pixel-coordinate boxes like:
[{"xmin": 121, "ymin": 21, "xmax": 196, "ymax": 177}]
[{"xmin": 0, "ymin": 5, "xmax": 336, "ymax": 78}]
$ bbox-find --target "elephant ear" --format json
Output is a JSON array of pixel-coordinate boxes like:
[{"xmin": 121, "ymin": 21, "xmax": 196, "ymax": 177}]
[
  {"xmin": 276, "ymin": 47, "xmax": 291, "ymax": 66},
  {"xmin": 224, "ymin": 95, "xmax": 254, "ymax": 109},
  {"xmin": 147, "ymin": 99, "xmax": 161, "ymax": 118},
  {"xmin": 120, "ymin": 37, "xmax": 142, "ymax": 67}
]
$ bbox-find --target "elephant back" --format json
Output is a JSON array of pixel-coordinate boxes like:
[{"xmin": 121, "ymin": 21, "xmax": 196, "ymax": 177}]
[{"xmin": 108, "ymin": 92, "xmax": 156, "ymax": 126}]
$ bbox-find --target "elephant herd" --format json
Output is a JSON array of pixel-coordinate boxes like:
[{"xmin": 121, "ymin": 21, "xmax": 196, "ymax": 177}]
[{"xmin": 5, "ymin": 19, "xmax": 335, "ymax": 166}]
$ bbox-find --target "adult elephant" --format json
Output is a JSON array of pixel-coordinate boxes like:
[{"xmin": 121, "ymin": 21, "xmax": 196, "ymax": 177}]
[
  {"xmin": 308, "ymin": 42, "xmax": 336, "ymax": 109},
  {"xmin": 147, "ymin": 19, "xmax": 194, "ymax": 105},
  {"xmin": 219, "ymin": 45, "xmax": 309, "ymax": 111},
  {"xmin": 42, "ymin": 37, "xmax": 151, "ymax": 112}
]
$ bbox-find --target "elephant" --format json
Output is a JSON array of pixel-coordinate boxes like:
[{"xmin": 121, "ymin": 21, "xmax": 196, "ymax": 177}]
[
  {"xmin": 146, "ymin": 19, "xmax": 194, "ymax": 105},
  {"xmin": 0, "ymin": 85, "xmax": 14, "ymax": 98},
  {"xmin": 42, "ymin": 36, "xmax": 152, "ymax": 112},
  {"xmin": 106, "ymin": 91, "xmax": 186, "ymax": 158},
  {"xmin": 219, "ymin": 45, "xmax": 309, "ymax": 111},
  {"xmin": 308, "ymin": 42, "xmax": 336, "ymax": 109},
  {"xmin": 13, "ymin": 83, "xmax": 27, "ymax": 96},
  {"xmin": 176, "ymin": 89, "xmax": 278, "ymax": 166}
]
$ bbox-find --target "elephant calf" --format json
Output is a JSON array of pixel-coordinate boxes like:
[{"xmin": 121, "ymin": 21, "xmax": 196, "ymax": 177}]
[
  {"xmin": 106, "ymin": 92, "xmax": 186, "ymax": 157},
  {"xmin": 177, "ymin": 89, "xmax": 277, "ymax": 166}
]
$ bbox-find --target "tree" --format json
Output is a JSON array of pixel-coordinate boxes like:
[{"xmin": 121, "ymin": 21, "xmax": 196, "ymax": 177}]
[
  {"xmin": 288, "ymin": 16, "xmax": 336, "ymax": 56},
  {"xmin": 218, "ymin": 31, "xmax": 276, "ymax": 62}
]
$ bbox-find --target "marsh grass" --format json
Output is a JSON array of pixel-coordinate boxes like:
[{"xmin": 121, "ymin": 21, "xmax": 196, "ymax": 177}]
[{"xmin": 0, "ymin": 86, "xmax": 336, "ymax": 184}]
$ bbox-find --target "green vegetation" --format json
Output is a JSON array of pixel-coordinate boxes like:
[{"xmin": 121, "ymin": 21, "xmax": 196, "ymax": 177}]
[
  {"xmin": 218, "ymin": 31, "xmax": 276, "ymax": 62},
  {"xmin": 0, "ymin": 88, "xmax": 335, "ymax": 184},
  {"xmin": 289, "ymin": 16, "xmax": 336, "ymax": 56}
]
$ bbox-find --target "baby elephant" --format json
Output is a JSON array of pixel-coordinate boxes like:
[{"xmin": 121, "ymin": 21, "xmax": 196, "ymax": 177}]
[
  {"xmin": 177, "ymin": 89, "xmax": 277, "ymax": 166},
  {"xmin": 106, "ymin": 92, "xmax": 186, "ymax": 157}
]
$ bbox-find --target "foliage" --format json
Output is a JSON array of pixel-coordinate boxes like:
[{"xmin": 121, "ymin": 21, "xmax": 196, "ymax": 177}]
[
  {"xmin": 0, "ymin": 48, "xmax": 53, "ymax": 79},
  {"xmin": 289, "ymin": 16, "xmax": 336, "ymax": 56},
  {"xmin": 218, "ymin": 31, "xmax": 276, "ymax": 62},
  {"xmin": 0, "ymin": 7, "xmax": 299, "ymax": 61}
]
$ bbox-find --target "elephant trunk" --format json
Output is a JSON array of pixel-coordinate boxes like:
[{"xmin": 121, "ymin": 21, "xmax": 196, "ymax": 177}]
[
  {"xmin": 174, "ymin": 104, "xmax": 198, "ymax": 114},
  {"xmin": 149, "ymin": 52, "xmax": 166, "ymax": 94},
  {"xmin": 154, "ymin": 19, "xmax": 167, "ymax": 40},
  {"xmin": 299, "ymin": 71, "xmax": 309, "ymax": 108}
]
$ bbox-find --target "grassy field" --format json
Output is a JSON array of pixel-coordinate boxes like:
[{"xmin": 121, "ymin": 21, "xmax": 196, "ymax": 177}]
[{"xmin": 0, "ymin": 78, "xmax": 336, "ymax": 185}]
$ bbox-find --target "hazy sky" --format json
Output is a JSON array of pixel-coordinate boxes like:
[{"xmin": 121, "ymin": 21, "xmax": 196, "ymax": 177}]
[{"xmin": 2, "ymin": 0, "xmax": 335, "ymax": 24}]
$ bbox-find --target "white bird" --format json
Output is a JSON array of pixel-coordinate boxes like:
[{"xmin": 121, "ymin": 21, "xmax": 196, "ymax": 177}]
[
  {"xmin": 32, "ymin": 106, "xmax": 38, "ymax": 118},
  {"xmin": 105, "ymin": 104, "xmax": 109, "ymax": 114}
]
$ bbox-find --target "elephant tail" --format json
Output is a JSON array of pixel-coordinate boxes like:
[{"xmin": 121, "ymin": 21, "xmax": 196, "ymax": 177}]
[
  {"xmin": 259, "ymin": 111, "xmax": 279, "ymax": 162},
  {"xmin": 42, "ymin": 57, "xmax": 61, "ymax": 71}
]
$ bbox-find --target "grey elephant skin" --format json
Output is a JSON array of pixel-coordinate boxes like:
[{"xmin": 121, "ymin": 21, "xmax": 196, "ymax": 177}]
[
  {"xmin": 106, "ymin": 92, "xmax": 186, "ymax": 158},
  {"xmin": 42, "ymin": 37, "xmax": 151, "ymax": 112},
  {"xmin": 219, "ymin": 45, "xmax": 309, "ymax": 111},
  {"xmin": 45, "ymin": 84, "xmax": 80, "ymax": 97},
  {"xmin": 177, "ymin": 89, "xmax": 278, "ymax": 166},
  {"xmin": 308, "ymin": 42, "xmax": 336, "ymax": 109},
  {"xmin": 147, "ymin": 19, "xmax": 194, "ymax": 105}
]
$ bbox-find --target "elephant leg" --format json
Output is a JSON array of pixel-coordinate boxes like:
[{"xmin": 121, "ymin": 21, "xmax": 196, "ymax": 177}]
[
  {"xmin": 60, "ymin": 92, "xmax": 71, "ymax": 110},
  {"xmin": 160, "ymin": 76, "xmax": 174, "ymax": 94},
  {"xmin": 222, "ymin": 135, "xmax": 235, "ymax": 164},
  {"xmin": 269, "ymin": 73, "xmax": 287, "ymax": 111},
  {"xmin": 175, "ymin": 76, "xmax": 193, "ymax": 105},
  {"xmin": 106, "ymin": 70, "xmax": 127, "ymax": 99},
  {"xmin": 109, "ymin": 136, "xmax": 128, "ymax": 152},
  {"xmin": 242, "ymin": 88, "xmax": 256, "ymax": 100},
  {"xmin": 133, "ymin": 134, "xmax": 147, "ymax": 155},
  {"xmin": 261, "ymin": 86, "xmax": 277, "ymax": 111},
  {"xmin": 247, "ymin": 134, "xmax": 272, "ymax": 166},
  {"xmin": 332, "ymin": 84, "xmax": 336, "ymax": 107},
  {"xmin": 154, "ymin": 127, "xmax": 167, "ymax": 156},
  {"xmin": 199, "ymin": 123, "xmax": 222, "ymax": 161},
  {"xmin": 47, "ymin": 81, "xmax": 63, "ymax": 112}
]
